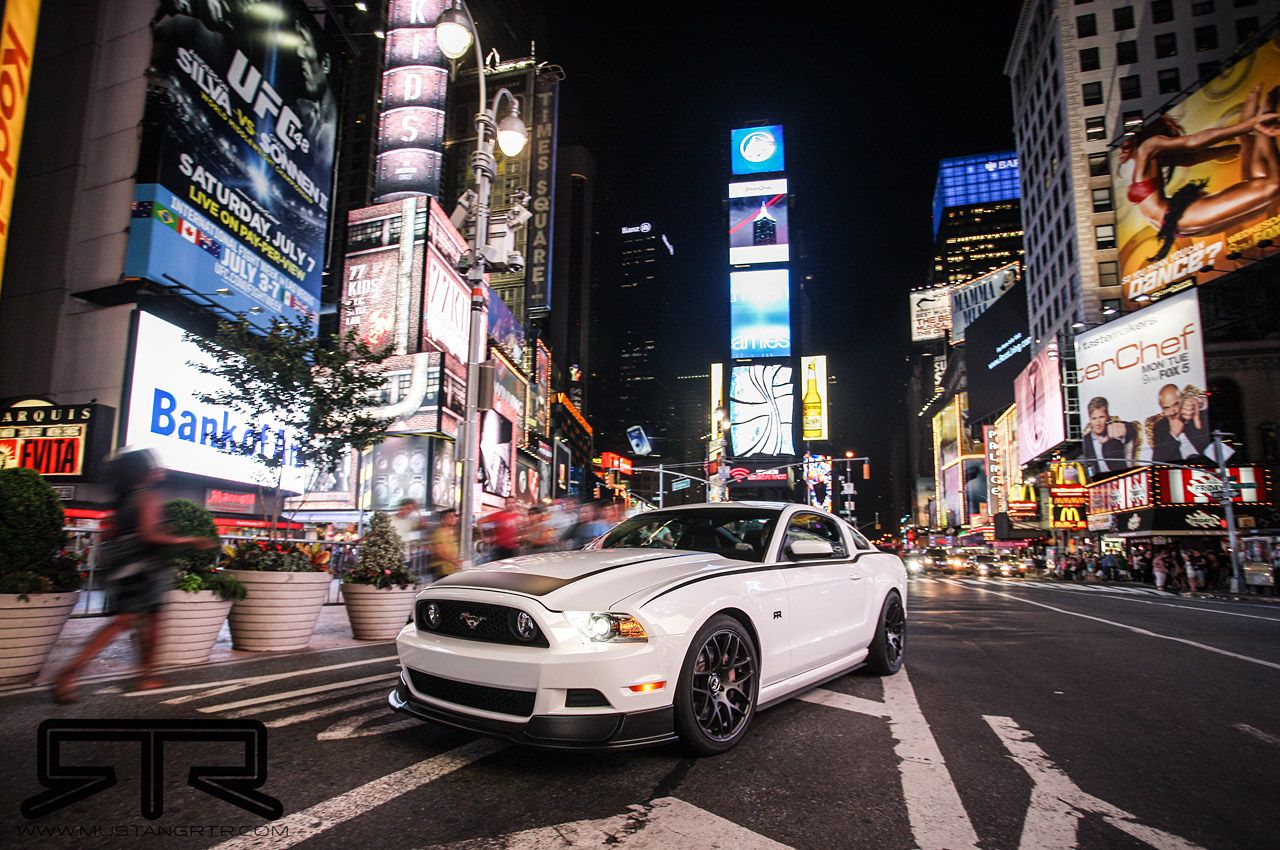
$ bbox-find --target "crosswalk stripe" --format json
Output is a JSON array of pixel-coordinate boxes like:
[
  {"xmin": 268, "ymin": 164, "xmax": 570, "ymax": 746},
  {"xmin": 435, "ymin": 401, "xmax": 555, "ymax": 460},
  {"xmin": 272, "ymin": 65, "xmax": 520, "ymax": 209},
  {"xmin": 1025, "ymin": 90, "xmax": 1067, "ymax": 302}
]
[
  {"xmin": 219, "ymin": 685, "xmax": 388, "ymax": 721},
  {"xmin": 197, "ymin": 673, "xmax": 396, "ymax": 713},
  {"xmin": 206, "ymin": 739, "xmax": 506, "ymax": 850},
  {"xmin": 130, "ymin": 654, "xmax": 398, "ymax": 703}
]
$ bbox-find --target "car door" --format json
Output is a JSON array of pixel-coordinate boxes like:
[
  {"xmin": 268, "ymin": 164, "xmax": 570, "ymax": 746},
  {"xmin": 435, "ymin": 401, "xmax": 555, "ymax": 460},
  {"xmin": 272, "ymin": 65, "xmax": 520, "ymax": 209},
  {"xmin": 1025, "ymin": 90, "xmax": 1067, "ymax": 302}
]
[{"xmin": 778, "ymin": 512, "xmax": 864, "ymax": 674}]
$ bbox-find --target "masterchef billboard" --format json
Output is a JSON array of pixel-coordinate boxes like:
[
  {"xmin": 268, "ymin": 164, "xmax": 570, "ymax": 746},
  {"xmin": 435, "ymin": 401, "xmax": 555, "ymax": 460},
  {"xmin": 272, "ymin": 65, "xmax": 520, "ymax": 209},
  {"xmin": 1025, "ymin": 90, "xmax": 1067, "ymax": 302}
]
[{"xmin": 1114, "ymin": 39, "xmax": 1280, "ymax": 308}]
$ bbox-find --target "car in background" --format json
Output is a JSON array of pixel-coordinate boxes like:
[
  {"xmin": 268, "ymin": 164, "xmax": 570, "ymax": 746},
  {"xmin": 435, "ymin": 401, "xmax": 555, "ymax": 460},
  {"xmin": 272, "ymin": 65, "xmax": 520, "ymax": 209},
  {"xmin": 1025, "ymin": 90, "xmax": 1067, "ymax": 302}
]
[
  {"xmin": 944, "ymin": 552, "xmax": 974, "ymax": 575},
  {"xmin": 997, "ymin": 555, "xmax": 1028, "ymax": 578},
  {"xmin": 969, "ymin": 553, "xmax": 999, "ymax": 577},
  {"xmin": 902, "ymin": 550, "xmax": 930, "ymax": 577},
  {"xmin": 921, "ymin": 547, "xmax": 950, "ymax": 572}
]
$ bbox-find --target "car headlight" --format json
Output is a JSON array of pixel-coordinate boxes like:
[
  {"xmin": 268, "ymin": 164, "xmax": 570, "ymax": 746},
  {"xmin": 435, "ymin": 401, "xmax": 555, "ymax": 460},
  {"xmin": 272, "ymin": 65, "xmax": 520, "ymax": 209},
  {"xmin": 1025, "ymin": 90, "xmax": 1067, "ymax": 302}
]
[{"xmin": 567, "ymin": 612, "xmax": 648, "ymax": 643}]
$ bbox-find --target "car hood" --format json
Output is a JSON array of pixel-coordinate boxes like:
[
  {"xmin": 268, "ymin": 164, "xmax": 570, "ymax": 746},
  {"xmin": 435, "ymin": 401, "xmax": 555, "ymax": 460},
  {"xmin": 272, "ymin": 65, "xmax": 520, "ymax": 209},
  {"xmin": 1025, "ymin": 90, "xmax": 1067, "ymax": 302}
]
[{"xmin": 430, "ymin": 548, "xmax": 748, "ymax": 610}]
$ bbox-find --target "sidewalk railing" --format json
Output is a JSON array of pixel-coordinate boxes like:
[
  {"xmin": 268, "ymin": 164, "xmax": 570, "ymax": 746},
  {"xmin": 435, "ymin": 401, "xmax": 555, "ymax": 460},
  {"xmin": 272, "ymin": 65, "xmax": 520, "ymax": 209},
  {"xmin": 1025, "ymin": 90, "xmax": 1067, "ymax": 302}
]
[{"xmin": 65, "ymin": 529, "xmax": 434, "ymax": 616}]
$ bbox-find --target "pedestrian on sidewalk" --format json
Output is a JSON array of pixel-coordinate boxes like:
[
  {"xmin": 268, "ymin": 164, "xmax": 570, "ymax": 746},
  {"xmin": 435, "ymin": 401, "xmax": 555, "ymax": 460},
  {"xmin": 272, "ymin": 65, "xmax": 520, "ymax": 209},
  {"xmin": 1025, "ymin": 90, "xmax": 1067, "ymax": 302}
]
[
  {"xmin": 1153, "ymin": 549, "xmax": 1171, "ymax": 592},
  {"xmin": 428, "ymin": 510, "xmax": 460, "ymax": 579},
  {"xmin": 54, "ymin": 449, "xmax": 217, "ymax": 703}
]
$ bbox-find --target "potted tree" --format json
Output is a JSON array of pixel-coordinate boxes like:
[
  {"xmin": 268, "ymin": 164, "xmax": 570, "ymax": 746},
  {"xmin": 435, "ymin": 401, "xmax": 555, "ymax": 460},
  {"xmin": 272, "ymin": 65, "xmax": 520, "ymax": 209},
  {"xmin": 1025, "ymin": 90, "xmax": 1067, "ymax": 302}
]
[
  {"xmin": 222, "ymin": 538, "xmax": 331, "ymax": 651},
  {"xmin": 342, "ymin": 511, "xmax": 418, "ymax": 641},
  {"xmin": 0, "ymin": 468, "xmax": 82, "ymax": 684},
  {"xmin": 154, "ymin": 500, "xmax": 245, "ymax": 665}
]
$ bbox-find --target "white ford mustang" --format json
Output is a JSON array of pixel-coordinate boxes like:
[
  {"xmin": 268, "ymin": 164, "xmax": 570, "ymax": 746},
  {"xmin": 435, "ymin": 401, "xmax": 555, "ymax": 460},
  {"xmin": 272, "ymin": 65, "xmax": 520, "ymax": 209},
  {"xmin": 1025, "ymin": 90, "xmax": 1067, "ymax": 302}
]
[{"xmin": 389, "ymin": 502, "xmax": 907, "ymax": 754}]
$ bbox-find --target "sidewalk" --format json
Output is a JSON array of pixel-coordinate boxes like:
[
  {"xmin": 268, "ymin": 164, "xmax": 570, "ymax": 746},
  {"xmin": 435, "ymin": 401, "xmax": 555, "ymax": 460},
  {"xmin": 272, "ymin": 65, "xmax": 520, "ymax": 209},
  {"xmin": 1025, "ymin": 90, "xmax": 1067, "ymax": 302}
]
[{"xmin": 31, "ymin": 602, "xmax": 382, "ymax": 688}]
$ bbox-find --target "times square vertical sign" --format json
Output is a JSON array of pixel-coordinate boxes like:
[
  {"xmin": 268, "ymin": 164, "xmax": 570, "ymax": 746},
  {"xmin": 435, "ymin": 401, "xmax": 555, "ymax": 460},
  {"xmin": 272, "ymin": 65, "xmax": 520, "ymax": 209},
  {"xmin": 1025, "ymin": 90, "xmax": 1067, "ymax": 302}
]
[{"xmin": 125, "ymin": 1, "xmax": 337, "ymax": 329}]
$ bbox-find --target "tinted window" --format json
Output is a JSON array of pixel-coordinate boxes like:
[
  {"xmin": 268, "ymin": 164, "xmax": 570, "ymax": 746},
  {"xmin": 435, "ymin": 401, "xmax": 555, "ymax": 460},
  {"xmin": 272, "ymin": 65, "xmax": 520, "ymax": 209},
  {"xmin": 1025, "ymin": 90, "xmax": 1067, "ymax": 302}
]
[
  {"xmin": 599, "ymin": 508, "xmax": 777, "ymax": 562},
  {"xmin": 784, "ymin": 513, "xmax": 848, "ymax": 558}
]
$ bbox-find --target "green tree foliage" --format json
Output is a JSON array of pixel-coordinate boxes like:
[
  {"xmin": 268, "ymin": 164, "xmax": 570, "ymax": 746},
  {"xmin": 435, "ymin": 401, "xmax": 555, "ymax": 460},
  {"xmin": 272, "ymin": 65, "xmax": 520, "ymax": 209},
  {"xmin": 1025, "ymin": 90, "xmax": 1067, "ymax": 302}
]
[
  {"xmin": 0, "ymin": 467, "xmax": 79, "ymax": 594},
  {"xmin": 347, "ymin": 511, "xmax": 413, "ymax": 589},
  {"xmin": 186, "ymin": 309, "xmax": 393, "ymax": 481}
]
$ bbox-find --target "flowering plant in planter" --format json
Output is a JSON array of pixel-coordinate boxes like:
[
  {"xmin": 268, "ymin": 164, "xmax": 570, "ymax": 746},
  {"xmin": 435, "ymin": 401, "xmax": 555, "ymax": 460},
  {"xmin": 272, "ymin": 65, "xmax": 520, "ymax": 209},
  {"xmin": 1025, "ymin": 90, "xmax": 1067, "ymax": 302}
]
[
  {"xmin": 220, "ymin": 540, "xmax": 325, "ymax": 573},
  {"xmin": 344, "ymin": 512, "xmax": 413, "ymax": 589}
]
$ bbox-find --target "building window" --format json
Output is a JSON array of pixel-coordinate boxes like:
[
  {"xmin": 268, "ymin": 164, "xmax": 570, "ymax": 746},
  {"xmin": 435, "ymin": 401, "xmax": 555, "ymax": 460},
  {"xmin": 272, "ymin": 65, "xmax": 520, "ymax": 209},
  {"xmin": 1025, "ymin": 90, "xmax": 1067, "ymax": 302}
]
[
  {"xmin": 1158, "ymin": 67, "xmax": 1182, "ymax": 93},
  {"xmin": 1092, "ymin": 187, "xmax": 1114, "ymax": 212},
  {"xmin": 1088, "ymin": 151, "xmax": 1110, "ymax": 176},
  {"xmin": 1113, "ymin": 6, "xmax": 1135, "ymax": 29},
  {"xmin": 1085, "ymin": 115, "xmax": 1107, "ymax": 140},
  {"xmin": 1101, "ymin": 298, "xmax": 1122, "ymax": 317},
  {"xmin": 1099, "ymin": 262, "xmax": 1120, "ymax": 286},
  {"xmin": 1120, "ymin": 75, "xmax": 1142, "ymax": 100},
  {"xmin": 1237, "ymin": 17, "xmax": 1260, "ymax": 41},
  {"xmin": 1096, "ymin": 224, "xmax": 1116, "ymax": 250},
  {"xmin": 1192, "ymin": 1, "xmax": 1214, "ymax": 13},
  {"xmin": 1234, "ymin": 0, "xmax": 1257, "ymax": 7},
  {"xmin": 1082, "ymin": 81, "xmax": 1103, "ymax": 105},
  {"xmin": 1117, "ymin": 40, "xmax": 1138, "ymax": 64},
  {"xmin": 1195, "ymin": 25, "xmax": 1219, "ymax": 51},
  {"xmin": 1151, "ymin": 0, "xmax": 1174, "ymax": 22},
  {"xmin": 1155, "ymin": 32, "xmax": 1177, "ymax": 57},
  {"xmin": 1080, "ymin": 46, "xmax": 1101, "ymax": 71},
  {"xmin": 1123, "ymin": 111, "xmax": 1144, "ymax": 133},
  {"xmin": 1077, "ymin": 13, "xmax": 1098, "ymax": 37},
  {"xmin": 1199, "ymin": 61, "xmax": 1221, "ymax": 80}
]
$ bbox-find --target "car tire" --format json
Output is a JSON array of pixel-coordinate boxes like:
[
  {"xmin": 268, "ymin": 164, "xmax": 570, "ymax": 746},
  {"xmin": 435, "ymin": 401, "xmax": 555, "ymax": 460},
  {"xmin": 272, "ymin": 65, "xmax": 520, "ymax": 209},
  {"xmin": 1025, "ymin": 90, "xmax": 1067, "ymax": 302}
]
[
  {"xmin": 865, "ymin": 591, "xmax": 905, "ymax": 676},
  {"xmin": 673, "ymin": 614, "xmax": 759, "ymax": 756}
]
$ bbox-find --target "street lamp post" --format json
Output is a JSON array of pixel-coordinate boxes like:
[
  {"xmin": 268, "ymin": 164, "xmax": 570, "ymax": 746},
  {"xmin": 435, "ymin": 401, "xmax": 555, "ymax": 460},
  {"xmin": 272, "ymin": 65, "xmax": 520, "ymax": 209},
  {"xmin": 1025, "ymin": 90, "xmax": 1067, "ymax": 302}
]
[{"xmin": 436, "ymin": 2, "xmax": 528, "ymax": 568}]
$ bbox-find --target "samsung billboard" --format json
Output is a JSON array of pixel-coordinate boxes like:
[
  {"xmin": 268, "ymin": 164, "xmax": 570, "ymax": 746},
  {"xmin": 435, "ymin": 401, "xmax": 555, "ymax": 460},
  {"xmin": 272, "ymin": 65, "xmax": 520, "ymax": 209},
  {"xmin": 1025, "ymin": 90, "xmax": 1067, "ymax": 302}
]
[
  {"xmin": 728, "ymin": 178, "xmax": 789, "ymax": 265},
  {"xmin": 730, "ymin": 269, "xmax": 791, "ymax": 358},
  {"xmin": 125, "ymin": 1, "xmax": 337, "ymax": 329}
]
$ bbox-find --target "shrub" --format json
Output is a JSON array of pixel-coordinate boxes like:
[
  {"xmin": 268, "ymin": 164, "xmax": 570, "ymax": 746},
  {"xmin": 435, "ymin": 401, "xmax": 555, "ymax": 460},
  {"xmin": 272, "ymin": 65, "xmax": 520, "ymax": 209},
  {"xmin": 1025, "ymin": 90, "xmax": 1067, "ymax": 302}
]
[
  {"xmin": 164, "ymin": 499, "xmax": 244, "ymax": 601},
  {"xmin": 0, "ymin": 468, "xmax": 79, "ymax": 595},
  {"xmin": 220, "ymin": 539, "xmax": 327, "ymax": 572},
  {"xmin": 344, "ymin": 512, "xmax": 413, "ymax": 589}
]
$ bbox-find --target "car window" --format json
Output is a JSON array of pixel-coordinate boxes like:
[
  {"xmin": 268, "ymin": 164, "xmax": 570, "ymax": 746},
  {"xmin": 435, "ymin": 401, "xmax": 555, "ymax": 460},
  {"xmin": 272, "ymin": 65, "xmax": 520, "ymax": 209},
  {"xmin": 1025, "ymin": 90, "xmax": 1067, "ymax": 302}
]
[
  {"xmin": 783, "ymin": 513, "xmax": 848, "ymax": 558},
  {"xmin": 599, "ymin": 509, "xmax": 777, "ymax": 562}
]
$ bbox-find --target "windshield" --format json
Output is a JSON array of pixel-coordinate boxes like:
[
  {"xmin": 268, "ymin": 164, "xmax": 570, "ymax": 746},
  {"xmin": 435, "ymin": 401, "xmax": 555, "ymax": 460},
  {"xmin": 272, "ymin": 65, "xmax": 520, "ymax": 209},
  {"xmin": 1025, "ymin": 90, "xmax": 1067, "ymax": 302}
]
[{"xmin": 598, "ymin": 508, "xmax": 779, "ymax": 563}]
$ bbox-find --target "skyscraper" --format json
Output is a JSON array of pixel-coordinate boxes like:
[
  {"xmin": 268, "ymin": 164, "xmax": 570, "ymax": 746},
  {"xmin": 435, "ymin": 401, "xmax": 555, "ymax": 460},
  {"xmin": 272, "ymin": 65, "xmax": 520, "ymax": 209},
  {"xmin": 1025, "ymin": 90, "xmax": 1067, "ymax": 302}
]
[
  {"xmin": 930, "ymin": 152, "xmax": 1023, "ymax": 286},
  {"xmin": 1005, "ymin": 0, "xmax": 1277, "ymax": 352}
]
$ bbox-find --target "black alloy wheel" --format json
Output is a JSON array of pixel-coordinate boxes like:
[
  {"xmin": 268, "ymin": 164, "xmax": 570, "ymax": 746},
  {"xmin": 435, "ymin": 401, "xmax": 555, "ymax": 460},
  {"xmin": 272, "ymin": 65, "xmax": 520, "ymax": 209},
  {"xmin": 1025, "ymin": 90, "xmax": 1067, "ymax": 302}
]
[
  {"xmin": 674, "ymin": 614, "xmax": 758, "ymax": 755},
  {"xmin": 866, "ymin": 591, "xmax": 906, "ymax": 675}
]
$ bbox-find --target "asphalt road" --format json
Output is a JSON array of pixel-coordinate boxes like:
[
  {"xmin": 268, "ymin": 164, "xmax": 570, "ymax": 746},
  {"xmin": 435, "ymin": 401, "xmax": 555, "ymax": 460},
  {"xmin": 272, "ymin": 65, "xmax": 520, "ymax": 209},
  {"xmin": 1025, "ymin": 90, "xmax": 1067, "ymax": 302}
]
[{"xmin": 2, "ymin": 576, "xmax": 1278, "ymax": 850}]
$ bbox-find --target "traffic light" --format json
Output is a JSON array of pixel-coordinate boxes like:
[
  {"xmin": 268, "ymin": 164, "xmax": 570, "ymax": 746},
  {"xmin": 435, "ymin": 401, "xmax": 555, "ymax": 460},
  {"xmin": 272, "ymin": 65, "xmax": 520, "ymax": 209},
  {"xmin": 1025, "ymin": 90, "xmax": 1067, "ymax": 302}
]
[{"xmin": 862, "ymin": 461, "xmax": 871, "ymax": 480}]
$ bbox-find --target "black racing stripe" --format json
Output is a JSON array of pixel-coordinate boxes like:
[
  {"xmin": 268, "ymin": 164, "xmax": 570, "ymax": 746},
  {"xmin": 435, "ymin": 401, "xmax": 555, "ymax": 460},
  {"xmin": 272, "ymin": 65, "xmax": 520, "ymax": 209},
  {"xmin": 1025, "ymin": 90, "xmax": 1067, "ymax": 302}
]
[
  {"xmin": 430, "ymin": 551, "xmax": 698, "ymax": 597},
  {"xmin": 639, "ymin": 551, "xmax": 878, "ymax": 606}
]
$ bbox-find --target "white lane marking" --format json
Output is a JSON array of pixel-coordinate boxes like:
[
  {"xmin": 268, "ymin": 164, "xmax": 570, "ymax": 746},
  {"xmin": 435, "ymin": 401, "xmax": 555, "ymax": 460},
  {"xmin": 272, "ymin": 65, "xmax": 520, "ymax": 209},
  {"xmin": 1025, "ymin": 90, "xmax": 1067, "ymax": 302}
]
[
  {"xmin": 316, "ymin": 708, "xmax": 422, "ymax": 740},
  {"xmin": 980, "ymin": 579, "xmax": 1280, "ymax": 621},
  {"xmin": 416, "ymin": 796, "xmax": 792, "ymax": 849},
  {"xmin": 206, "ymin": 739, "xmax": 505, "ymax": 850},
  {"xmin": 1235, "ymin": 723, "xmax": 1280, "ymax": 746},
  {"xmin": 260, "ymin": 693, "xmax": 385, "ymax": 728},
  {"xmin": 219, "ymin": 683, "xmax": 387, "ymax": 719},
  {"xmin": 197, "ymin": 673, "xmax": 395, "ymax": 713},
  {"xmin": 985, "ymin": 715, "xmax": 1206, "ymax": 850},
  {"xmin": 939, "ymin": 579, "xmax": 1280, "ymax": 671},
  {"xmin": 803, "ymin": 668, "xmax": 979, "ymax": 850},
  {"xmin": 795, "ymin": 687, "xmax": 889, "ymax": 718},
  {"xmin": 134, "ymin": 654, "xmax": 397, "ymax": 703}
]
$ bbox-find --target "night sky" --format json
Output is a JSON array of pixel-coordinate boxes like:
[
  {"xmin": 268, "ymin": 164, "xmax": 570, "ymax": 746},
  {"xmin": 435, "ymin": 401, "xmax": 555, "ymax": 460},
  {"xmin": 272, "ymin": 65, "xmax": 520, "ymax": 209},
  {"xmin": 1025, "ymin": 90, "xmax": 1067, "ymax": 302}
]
[{"xmin": 531, "ymin": 2, "xmax": 1025, "ymax": 520}]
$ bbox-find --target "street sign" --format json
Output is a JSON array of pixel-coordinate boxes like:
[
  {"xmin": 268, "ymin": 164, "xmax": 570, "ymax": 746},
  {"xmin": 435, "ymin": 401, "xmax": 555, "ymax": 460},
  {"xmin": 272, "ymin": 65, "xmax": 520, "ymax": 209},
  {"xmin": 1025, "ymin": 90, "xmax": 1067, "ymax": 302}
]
[
  {"xmin": 672, "ymin": 478, "xmax": 691, "ymax": 491},
  {"xmin": 842, "ymin": 483, "xmax": 856, "ymax": 495}
]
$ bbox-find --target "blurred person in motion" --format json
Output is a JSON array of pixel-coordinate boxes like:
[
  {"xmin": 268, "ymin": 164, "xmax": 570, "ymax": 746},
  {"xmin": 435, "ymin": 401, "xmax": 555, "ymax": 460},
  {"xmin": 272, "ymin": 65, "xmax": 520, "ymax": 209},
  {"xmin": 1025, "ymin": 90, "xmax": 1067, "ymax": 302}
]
[
  {"xmin": 54, "ymin": 450, "xmax": 217, "ymax": 703},
  {"xmin": 428, "ymin": 510, "xmax": 460, "ymax": 579},
  {"xmin": 485, "ymin": 499, "xmax": 522, "ymax": 560},
  {"xmin": 568, "ymin": 502, "xmax": 611, "ymax": 549},
  {"xmin": 523, "ymin": 505, "xmax": 557, "ymax": 553}
]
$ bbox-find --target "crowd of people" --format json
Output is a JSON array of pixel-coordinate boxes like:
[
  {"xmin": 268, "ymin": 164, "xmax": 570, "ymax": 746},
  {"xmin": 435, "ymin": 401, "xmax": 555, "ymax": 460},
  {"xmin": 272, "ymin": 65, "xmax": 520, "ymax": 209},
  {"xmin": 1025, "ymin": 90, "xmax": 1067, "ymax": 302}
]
[{"xmin": 1052, "ymin": 543, "xmax": 1233, "ymax": 592}]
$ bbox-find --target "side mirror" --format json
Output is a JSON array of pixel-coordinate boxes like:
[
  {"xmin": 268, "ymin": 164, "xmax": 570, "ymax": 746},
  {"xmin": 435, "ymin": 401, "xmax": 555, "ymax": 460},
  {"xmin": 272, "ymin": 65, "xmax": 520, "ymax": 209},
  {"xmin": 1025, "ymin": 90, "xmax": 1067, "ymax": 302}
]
[{"xmin": 788, "ymin": 539, "xmax": 835, "ymax": 559}]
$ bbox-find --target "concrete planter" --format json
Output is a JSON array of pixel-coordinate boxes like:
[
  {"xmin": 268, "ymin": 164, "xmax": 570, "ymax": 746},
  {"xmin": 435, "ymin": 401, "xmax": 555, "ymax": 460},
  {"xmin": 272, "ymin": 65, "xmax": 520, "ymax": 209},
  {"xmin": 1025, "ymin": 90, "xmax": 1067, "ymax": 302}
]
[
  {"xmin": 342, "ymin": 583, "xmax": 419, "ymax": 641},
  {"xmin": 224, "ymin": 570, "xmax": 330, "ymax": 652},
  {"xmin": 0, "ymin": 591, "xmax": 79, "ymax": 685},
  {"xmin": 155, "ymin": 590, "xmax": 232, "ymax": 666}
]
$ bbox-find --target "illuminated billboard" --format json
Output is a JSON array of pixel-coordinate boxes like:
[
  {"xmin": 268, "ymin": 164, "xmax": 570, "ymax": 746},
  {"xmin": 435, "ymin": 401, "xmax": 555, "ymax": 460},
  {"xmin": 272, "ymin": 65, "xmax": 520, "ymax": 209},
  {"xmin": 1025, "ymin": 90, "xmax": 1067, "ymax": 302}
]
[
  {"xmin": 125, "ymin": 0, "xmax": 336, "ymax": 329},
  {"xmin": 909, "ymin": 286, "xmax": 952, "ymax": 342},
  {"xmin": 731, "ymin": 125, "xmax": 785, "ymax": 175},
  {"xmin": 1073, "ymin": 289, "xmax": 1219, "ymax": 472},
  {"xmin": 1114, "ymin": 39, "xmax": 1280, "ymax": 307},
  {"xmin": 125, "ymin": 312, "xmax": 307, "ymax": 491},
  {"xmin": 374, "ymin": 0, "xmax": 449, "ymax": 201},
  {"xmin": 728, "ymin": 178, "xmax": 789, "ymax": 265},
  {"xmin": 0, "ymin": 0, "xmax": 39, "ymax": 300},
  {"xmin": 730, "ymin": 269, "xmax": 791, "ymax": 358},
  {"xmin": 799, "ymin": 355, "xmax": 829, "ymax": 441},
  {"xmin": 932, "ymin": 151, "xmax": 1020, "ymax": 237},
  {"xmin": 729, "ymin": 364, "xmax": 794, "ymax": 457},
  {"xmin": 1014, "ymin": 341, "xmax": 1066, "ymax": 465},
  {"xmin": 949, "ymin": 263, "xmax": 1019, "ymax": 345},
  {"xmin": 964, "ymin": 278, "xmax": 1031, "ymax": 422}
]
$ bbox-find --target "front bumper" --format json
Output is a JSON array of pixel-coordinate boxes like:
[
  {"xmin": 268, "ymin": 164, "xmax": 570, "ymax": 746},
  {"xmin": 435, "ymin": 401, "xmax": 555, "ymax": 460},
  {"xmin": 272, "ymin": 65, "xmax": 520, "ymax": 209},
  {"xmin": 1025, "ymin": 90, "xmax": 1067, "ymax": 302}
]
[{"xmin": 389, "ymin": 676, "xmax": 676, "ymax": 749}]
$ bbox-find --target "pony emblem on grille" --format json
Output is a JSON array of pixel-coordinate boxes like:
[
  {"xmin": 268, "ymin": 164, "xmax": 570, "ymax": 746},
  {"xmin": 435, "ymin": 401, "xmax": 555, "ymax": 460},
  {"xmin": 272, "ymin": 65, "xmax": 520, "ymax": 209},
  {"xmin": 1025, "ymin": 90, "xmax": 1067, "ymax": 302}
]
[{"xmin": 460, "ymin": 612, "xmax": 486, "ymax": 630}]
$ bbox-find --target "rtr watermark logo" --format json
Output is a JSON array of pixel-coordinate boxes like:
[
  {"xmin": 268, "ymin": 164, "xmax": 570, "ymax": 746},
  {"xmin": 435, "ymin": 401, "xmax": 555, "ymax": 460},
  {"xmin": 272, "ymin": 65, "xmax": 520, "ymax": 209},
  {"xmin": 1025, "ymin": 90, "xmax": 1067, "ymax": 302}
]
[{"xmin": 20, "ymin": 719, "xmax": 283, "ymax": 821}]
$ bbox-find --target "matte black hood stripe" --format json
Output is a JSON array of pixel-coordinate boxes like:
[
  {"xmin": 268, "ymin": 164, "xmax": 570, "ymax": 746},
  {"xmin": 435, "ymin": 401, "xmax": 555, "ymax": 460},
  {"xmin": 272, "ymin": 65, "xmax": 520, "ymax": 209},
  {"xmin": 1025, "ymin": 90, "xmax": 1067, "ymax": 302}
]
[{"xmin": 430, "ymin": 552, "xmax": 697, "ymax": 597}]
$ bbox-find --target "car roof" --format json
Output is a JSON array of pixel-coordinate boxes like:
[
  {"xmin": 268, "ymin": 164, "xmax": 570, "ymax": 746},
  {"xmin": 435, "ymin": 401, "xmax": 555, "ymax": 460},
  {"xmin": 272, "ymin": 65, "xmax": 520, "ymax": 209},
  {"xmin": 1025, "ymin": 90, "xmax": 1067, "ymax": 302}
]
[{"xmin": 639, "ymin": 501, "xmax": 793, "ymax": 512}]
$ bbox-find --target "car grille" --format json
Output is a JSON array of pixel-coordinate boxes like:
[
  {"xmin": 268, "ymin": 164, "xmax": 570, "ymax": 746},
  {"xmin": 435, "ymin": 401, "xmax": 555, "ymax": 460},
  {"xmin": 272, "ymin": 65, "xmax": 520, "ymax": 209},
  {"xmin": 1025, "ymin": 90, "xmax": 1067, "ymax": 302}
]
[
  {"xmin": 415, "ymin": 599, "xmax": 550, "ymax": 647},
  {"xmin": 406, "ymin": 669, "xmax": 536, "ymax": 717}
]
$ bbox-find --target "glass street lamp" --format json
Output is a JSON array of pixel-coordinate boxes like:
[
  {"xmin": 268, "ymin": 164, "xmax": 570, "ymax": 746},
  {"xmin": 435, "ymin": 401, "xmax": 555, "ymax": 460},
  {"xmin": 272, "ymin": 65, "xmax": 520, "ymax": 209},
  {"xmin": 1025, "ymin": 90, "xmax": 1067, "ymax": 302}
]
[{"xmin": 441, "ymin": 0, "xmax": 528, "ymax": 567}]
